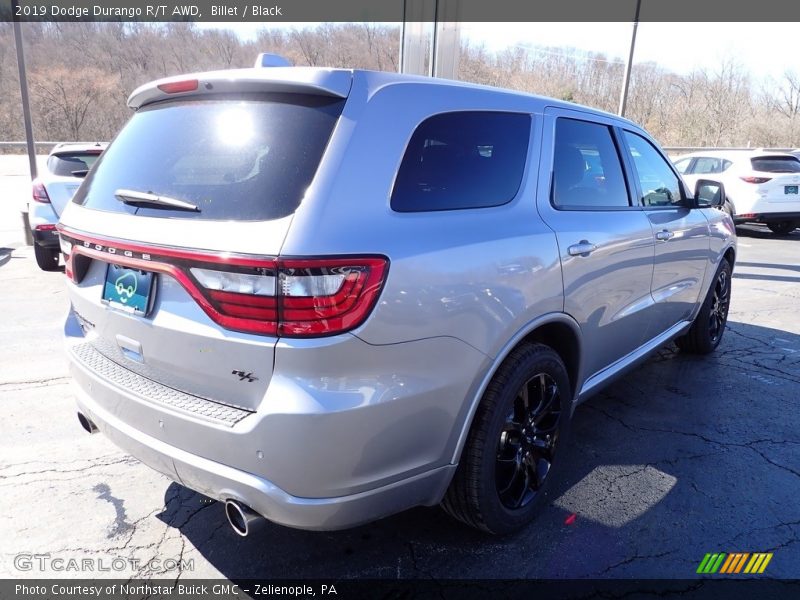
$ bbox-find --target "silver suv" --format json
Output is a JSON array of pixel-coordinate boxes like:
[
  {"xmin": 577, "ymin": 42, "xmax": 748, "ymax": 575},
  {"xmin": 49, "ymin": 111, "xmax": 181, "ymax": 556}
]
[{"xmin": 59, "ymin": 65, "xmax": 736, "ymax": 535}]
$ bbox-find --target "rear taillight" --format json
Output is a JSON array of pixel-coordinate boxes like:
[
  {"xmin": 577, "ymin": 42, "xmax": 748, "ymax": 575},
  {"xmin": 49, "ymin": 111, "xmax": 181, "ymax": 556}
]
[
  {"xmin": 58, "ymin": 228, "xmax": 388, "ymax": 338},
  {"xmin": 34, "ymin": 224, "xmax": 56, "ymax": 231},
  {"xmin": 278, "ymin": 259, "xmax": 387, "ymax": 336},
  {"xmin": 740, "ymin": 176, "xmax": 772, "ymax": 184},
  {"xmin": 32, "ymin": 180, "xmax": 50, "ymax": 203}
]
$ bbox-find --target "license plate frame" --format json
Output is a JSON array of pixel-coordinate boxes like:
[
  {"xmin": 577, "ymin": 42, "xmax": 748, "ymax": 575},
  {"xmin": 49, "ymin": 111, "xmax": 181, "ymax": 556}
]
[{"xmin": 101, "ymin": 263, "xmax": 156, "ymax": 316}]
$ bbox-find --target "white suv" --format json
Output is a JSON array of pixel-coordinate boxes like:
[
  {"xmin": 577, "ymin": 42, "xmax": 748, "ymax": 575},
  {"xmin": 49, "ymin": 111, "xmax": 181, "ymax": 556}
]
[
  {"xmin": 28, "ymin": 142, "xmax": 106, "ymax": 270},
  {"xmin": 674, "ymin": 150, "xmax": 800, "ymax": 235}
]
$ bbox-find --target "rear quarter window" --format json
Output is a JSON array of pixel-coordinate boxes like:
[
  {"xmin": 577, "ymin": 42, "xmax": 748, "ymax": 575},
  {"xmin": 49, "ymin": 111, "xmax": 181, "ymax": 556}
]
[
  {"xmin": 390, "ymin": 111, "xmax": 531, "ymax": 212},
  {"xmin": 72, "ymin": 94, "xmax": 343, "ymax": 221}
]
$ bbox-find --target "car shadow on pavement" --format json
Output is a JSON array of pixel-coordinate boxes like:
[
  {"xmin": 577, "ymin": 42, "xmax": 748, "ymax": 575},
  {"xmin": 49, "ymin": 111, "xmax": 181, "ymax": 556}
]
[
  {"xmin": 735, "ymin": 225, "xmax": 800, "ymax": 239},
  {"xmin": 0, "ymin": 246, "xmax": 20, "ymax": 269},
  {"xmin": 156, "ymin": 320, "xmax": 800, "ymax": 579}
]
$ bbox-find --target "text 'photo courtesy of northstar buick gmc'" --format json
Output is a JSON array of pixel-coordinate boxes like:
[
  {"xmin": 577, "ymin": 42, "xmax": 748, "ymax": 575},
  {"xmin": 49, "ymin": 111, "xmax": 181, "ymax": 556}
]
[{"xmin": 59, "ymin": 60, "xmax": 736, "ymax": 536}]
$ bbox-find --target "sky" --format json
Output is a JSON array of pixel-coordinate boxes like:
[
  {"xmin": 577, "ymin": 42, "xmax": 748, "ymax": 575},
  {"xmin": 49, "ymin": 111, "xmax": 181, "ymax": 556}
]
[{"xmin": 197, "ymin": 21, "xmax": 796, "ymax": 85}]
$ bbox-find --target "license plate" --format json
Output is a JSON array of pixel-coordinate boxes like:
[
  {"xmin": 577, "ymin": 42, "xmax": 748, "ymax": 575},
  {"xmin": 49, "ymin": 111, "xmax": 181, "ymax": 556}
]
[
  {"xmin": 785, "ymin": 185, "xmax": 798, "ymax": 194},
  {"xmin": 102, "ymin": 263, "xmax": 155, "ymax": 316}
]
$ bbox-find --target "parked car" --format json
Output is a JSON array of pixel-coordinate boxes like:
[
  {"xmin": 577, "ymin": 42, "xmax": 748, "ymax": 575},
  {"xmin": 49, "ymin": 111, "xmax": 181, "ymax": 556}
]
[
  {"xmin": 58, "ymin": 63, "xmax": 736, "ymax": 535},
  {"xmin": 674, "ymin": 150, "xmax": 800, "ymax": 235},
  {"xmin": 28, "ymin": 142, "xmax": 106, "ymax": 270}
]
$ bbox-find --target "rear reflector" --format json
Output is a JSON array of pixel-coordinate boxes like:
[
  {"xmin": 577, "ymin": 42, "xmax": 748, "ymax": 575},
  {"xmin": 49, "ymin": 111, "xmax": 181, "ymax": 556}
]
[
  {"xmin": 57, "ymin": 227, "xmax": 388, "ymax": 338},
  {"xmin": 32, "ymin": 180, "xmax": 50, "ymax": 203},
  {"xmin": 34, "ymin": 224, "xmax": 56, "ymax": 231},
  {"xmin": 740, "ymin": 176, "xmax": 772, "ymax": 184},
  {"xmin": 157, "ymin": 79, "xmax": 199, "ymax": 94}
]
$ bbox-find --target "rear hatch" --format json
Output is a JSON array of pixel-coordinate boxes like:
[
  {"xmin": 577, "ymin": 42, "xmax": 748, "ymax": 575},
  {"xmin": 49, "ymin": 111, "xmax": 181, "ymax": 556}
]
[
  {"xmin": 746, "ymin": 155, "xmax": 800, "ymax": 208},
  {"xmin": 44, "ymin": 150, "xmax": 103, "ymax": 217},
  {"xmin": 59, "ymin": 75, "xmax": 349, "ymax": 412}
]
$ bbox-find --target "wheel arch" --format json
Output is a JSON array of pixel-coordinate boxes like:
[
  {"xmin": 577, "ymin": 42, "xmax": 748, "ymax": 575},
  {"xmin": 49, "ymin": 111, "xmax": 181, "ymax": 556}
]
[{"xmin": 450, "ymin": 312, "xmax": 582, "ymax": 464}]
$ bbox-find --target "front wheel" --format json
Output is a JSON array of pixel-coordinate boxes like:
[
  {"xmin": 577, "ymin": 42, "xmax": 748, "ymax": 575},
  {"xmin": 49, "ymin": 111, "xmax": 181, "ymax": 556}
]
[
  {"xmin": 441, "ymin": 343, "xmax": 571, "ymax": 534},
  {"xmin": 767, "ymin": 221, "xmax": 796, "ymax": 235},
  {"xmin": 676, "ymin": 259, "xmax": 732, "ymax": 354}
]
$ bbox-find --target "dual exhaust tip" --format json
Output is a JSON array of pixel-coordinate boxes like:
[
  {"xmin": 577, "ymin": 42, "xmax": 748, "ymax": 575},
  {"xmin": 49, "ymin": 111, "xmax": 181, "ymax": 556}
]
[
  {"xmin": 78, "ymin": 412, "xmax": 265, "ymax": 538},
  {"xmin": 77, "ymin": 412, "xmax": 98, "ymax": 434},
  {"xmin": 224, "ymin": 500, "xmax": 266, "ymax": 537}
]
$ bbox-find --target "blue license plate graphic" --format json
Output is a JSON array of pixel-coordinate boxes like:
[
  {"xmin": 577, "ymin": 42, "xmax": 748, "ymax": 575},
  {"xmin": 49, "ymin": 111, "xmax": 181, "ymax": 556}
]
[
  {"xmin": 785, "ymin": 185, "xmax": 798, "ymax": 195},
  {"xmin": 102, "ymin": 263, "xmax": 154, "ymax": 315}
]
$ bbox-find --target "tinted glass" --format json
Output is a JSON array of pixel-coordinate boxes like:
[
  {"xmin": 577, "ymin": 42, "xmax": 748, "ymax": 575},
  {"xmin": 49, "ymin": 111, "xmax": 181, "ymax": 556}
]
[
  {"xmin": 390, "ymin": 112, "xmax": 530, "ymax": 212},
  {"xmin": 48, "ymin": 153, "xmax": 101, "ymax": 177},
  {"xmin": 73, "ymin": 94, "xmax": 344, "ymax": 221},
  {"xmin": 551, "ymin": 118, "xmax": 629, "ymax": 209},
  {"xmin": 623, "ymin": 131, "xmax": 683, "ymax": 207},
  {"xmin": 692, "ymin": 157, "xmax": 730, "ymax": 174},
  {"xmin": 673, "ymin": 157, "xmax": 692, "ymax": 174},
  {"xmin": 750, "ymin": 156, "xmax": 800, "ymax": 173}
]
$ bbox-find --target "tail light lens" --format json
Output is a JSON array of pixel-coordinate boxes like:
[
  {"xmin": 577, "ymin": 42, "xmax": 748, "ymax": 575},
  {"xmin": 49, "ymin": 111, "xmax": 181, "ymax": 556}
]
[
  {"xmin": 32, "ymin": 180, "xmax": 50, "ymax": 203},
  {"xmin": 58, "ymin": 228, "xmax": 388, "ymax": 338},
  {"xmin": 157, "ymin": 79, "xmax": 199, "ymax": 94},
  {"xmin": 740, "ymin": 176, "xmax": 772, "ymax": 184}
]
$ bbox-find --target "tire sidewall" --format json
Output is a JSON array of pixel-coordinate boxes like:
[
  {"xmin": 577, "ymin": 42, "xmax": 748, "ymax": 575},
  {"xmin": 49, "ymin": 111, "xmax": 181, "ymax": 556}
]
[
  {"xmin": 477, "ymin": 347, "xmax": 572, "ymax": 534},
  {"xmin": 694, "ymin": 259, "xmax": 732, "ymax": 352}
]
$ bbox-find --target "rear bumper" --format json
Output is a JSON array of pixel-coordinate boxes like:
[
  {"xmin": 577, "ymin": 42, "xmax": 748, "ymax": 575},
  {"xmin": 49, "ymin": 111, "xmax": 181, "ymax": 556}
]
[
  {"xmin": 733, "ymin": 211, "xmax": 800, "ymax": 224},
  {"xmin": 65, "ymin": 308, "xmax": 484, "ymax": 530},
  {"xmin": 74, "ymin": 379, "xmax": 455, "ymax": 530}
]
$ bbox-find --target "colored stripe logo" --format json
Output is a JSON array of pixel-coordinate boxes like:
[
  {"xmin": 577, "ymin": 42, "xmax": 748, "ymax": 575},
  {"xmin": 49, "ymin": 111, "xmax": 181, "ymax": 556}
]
[{"xmin": 697, "ymin": 552, "xmax": 773, "ymax": 574}]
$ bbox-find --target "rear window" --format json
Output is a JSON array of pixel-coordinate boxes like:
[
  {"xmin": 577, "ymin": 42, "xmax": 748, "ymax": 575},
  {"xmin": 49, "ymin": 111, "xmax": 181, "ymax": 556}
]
[
  {"xmin": 390, "ymin": 111, "xmax": 530, "ymax": 212},
  {"xmin": 73, "ymin": 94, "xmax": 344, "ymax": 221},
  {"xmin": 750, "ymin": 156, "xmax": 800, "ymax": 173},
  {"xmin": 48, "ymin": 152, "xmax": 101, "ymax": 177}
]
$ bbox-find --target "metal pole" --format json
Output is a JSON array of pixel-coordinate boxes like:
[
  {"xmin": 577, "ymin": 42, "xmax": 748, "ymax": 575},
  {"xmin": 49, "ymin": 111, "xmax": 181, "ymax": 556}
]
[
  {"xmin": 12, "ymin": 2, "xmax": 37, "ymax": 245},
  {"xmin": 13, "ymin": 6, "xmax": 37, "ymax": 180},
  {"xmin": 618, "ymin": 0, "xmax": 642, "ymax": 117}
]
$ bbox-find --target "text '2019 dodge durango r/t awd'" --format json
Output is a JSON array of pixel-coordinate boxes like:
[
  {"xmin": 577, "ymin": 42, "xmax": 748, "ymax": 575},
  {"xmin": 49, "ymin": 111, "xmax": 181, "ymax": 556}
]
[{"xmin": 59, "ymin": 64, "xmax": 736, "ymax": 535}]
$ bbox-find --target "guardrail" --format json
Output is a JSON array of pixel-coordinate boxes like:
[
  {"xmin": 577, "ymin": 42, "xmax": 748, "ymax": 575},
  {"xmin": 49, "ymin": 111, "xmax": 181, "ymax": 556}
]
[
  {"xmin": 0, "ymin": 141, "xmax": 105, "ymax": 150},
  {"xmin": 664, "ymin": 147, "xmax": 799, "ymax": 155}
]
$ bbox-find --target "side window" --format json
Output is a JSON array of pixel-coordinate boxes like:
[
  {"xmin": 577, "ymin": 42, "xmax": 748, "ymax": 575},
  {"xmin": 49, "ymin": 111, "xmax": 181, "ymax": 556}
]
[
  {"xmin": 623, "ymin": 131, "xmax": 683, "ymax": 207},
  {"xmin": 673, "ymin": 157, "xmax": 692, "ymax": 174},
  {"xmin": 551, "ymin": 118, "xmax": 630, "ymax": 209},
  {"xmin": 390, "ymin": 112, "xmax": 531, "ymax": 212},
  {"xmin": 693, "ymin": 157, "xmax": 729, "ymax": 174}
]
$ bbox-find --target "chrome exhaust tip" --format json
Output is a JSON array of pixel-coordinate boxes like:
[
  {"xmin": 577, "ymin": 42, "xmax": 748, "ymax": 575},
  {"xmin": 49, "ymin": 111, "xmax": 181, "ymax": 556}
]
[
  {"xmin": 224, "ymin": 500, "xmax": 265, "ymax": 537},
  {"xmin": 77, "ymin": 412, "xmax": 98, "ymax": 434}
]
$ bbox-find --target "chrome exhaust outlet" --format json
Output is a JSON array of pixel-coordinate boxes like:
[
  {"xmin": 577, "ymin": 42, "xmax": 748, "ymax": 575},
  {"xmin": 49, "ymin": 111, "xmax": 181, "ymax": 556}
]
[
  {"xmin": 77, "ymin": 412, "xmax": 98, "ymax": 434},
  {"xmin": 225, "ymin": 500, "xmax": 266, "ymax": 537}
]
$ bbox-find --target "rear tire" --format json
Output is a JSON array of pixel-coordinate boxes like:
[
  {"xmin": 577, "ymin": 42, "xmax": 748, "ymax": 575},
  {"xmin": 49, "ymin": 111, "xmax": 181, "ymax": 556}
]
[
  {"xmin": 442, "ymin": 343, "xmax": 571, "ymax": 534},
  {"xmin": 676, "ymin": 259, "xmax": 732, "ymax": 354},
  {"xmin": 767, "ymin": 221, "xmax": 796, "ymax": 235},
  {"xmin": 33, "ymin": 243, "xmax": 59, "ymax": 271}
]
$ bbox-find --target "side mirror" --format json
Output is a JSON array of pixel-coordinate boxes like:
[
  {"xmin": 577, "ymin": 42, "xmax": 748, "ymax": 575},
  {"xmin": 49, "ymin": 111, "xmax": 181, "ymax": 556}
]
[{"xmin": 693, "ymin": 178, "xmax": 726, "ymax": 208}]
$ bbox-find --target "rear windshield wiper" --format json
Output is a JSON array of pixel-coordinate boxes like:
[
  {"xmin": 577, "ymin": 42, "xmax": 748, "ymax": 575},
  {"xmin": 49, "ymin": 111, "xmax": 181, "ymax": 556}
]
[{"xmin": 114, "ymin": 189, "xmax": 200, "ymax": 212}]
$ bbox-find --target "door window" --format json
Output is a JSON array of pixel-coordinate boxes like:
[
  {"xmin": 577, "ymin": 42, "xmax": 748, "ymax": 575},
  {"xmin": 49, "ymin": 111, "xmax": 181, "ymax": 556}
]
[
  {"xmin": 551, "ymin": 118, "xmax": 630, "ymax": 209},
  {"xmin": 623, "ymin": 131, "xmax": 684, "ymax": 207}
]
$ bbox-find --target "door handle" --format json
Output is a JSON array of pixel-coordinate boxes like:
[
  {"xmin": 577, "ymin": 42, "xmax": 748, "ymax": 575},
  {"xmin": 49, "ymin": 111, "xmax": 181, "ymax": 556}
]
[
  {"xmin": 656, "ymin": 229, "xmax": 675, "ymax": 241},
  {"xmin": 567, "ymin": 240, "xmax": 598, "ymax": 257}
]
